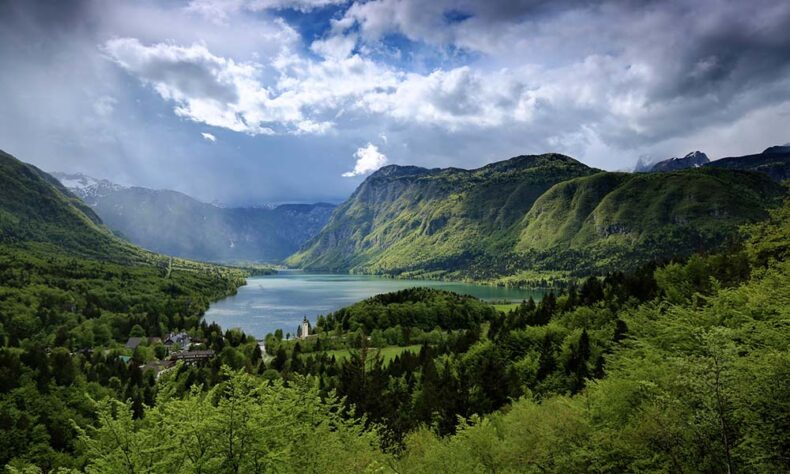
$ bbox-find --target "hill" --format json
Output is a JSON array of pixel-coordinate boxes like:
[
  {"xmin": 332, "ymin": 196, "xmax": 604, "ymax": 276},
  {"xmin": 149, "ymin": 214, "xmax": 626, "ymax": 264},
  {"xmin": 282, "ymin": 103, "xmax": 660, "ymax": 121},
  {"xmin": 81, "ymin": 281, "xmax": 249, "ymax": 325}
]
[
  {"xmin": 52, "ymin": 172, "xmax": 335, "ymax": 263},
  {"xmin": 0, "ymin": 150, "xmax": 138, "ymax": 260},
  {"xmin": 289, "ymin": 153, "xmax": 784, "ymax": 279},
  {"xmin": 0, "ymin": 148, "xmax": 247, "ymax": 278},
  {"xmin": 287, "ymin": 154, "xmax": 597, "ymax": 275},
  {"xmin": 515, "ymin": 168, "xmax": 784, "ymax": 273}
]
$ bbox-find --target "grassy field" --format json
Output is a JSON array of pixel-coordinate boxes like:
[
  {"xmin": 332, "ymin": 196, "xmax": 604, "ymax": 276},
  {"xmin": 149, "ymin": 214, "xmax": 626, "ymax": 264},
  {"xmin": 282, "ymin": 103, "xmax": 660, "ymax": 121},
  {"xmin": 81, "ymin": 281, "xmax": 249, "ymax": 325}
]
[
  {"xmin": 302, "ymin": 344, "xmax": 422, "ymax": 364},
  {"xmin": 492, "ymin": 303, "xmax": 521, "ymax": 313}
]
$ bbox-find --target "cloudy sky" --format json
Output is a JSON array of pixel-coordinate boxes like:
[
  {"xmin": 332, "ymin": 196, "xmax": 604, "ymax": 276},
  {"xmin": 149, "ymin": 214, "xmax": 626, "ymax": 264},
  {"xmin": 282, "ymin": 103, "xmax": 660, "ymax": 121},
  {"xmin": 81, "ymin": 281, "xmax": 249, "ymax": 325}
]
[{"xmin": 1, "ymin": 0, "xmax": 789, "ymax": 205}]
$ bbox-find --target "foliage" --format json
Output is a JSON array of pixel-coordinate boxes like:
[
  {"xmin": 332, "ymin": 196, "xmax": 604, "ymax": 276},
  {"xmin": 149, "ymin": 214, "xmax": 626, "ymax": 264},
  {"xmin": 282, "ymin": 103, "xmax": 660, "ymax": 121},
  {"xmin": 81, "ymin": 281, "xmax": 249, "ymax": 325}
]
[
  {"xmin": 76, "ymin": 371, "xmax": 386, "ymax": 473},
  {"xmin": 318, "ymin": 287, "xmax": 498, "ymax": 333}
]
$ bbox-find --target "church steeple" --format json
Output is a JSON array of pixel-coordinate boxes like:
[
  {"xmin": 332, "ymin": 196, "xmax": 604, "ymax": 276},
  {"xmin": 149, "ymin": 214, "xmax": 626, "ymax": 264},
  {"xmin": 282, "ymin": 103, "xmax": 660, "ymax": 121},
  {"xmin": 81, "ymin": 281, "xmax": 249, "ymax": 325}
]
[{"xmin": 299, "ymin": 316, "xmax": 310, "ymax": 339}]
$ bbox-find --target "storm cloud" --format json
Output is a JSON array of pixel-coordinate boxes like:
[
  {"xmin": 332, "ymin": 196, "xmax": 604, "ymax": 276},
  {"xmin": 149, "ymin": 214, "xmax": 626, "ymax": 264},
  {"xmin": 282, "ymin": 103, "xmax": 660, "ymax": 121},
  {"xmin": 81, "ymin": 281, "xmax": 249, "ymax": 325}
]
[{"xmin": 0, "ymin": 0, "xmax": 788, "ymax": 204}]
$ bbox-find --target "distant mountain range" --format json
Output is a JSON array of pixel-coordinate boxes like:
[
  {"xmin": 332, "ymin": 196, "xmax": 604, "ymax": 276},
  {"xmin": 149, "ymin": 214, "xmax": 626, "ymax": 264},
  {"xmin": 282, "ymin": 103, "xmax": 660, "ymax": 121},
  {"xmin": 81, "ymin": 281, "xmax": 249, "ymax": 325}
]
[
  {"xmin": 5, "ymin": 143, "xmax": 785, "ymax": 280},
  {"xmin": 637, "ymin": 151, "xmax": 710, "ymax": 172},
  {"xmin": 52, "ymin": 172, "xmax": 335, "ymax": 263},
  {"xmin": 636, "ymin": 145, "xmax": 790, "ymax": 180},
  {"xmin": 289, "ymin": 149, "xmax": 786, "ymax": 279}
]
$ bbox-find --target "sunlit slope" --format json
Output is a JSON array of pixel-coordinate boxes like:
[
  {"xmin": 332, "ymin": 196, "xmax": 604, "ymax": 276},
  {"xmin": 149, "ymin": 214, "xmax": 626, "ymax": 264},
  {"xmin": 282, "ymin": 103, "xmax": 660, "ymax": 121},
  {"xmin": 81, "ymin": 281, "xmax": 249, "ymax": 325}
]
[
  {"xmin": 290, "ymin": 152, "xmax": 785, "ymax": 278},
  {"xmin": 287, "ymin": 154, "xmax": 597, "ymax": 273}
]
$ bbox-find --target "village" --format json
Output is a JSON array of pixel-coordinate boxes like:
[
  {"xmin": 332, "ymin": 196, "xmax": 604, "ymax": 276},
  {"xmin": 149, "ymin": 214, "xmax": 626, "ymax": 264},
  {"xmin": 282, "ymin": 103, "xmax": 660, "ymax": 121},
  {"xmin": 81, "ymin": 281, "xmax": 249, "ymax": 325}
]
[{"xmin": 120, "ymin": 330, "xmax": 272, "ymax": 379}]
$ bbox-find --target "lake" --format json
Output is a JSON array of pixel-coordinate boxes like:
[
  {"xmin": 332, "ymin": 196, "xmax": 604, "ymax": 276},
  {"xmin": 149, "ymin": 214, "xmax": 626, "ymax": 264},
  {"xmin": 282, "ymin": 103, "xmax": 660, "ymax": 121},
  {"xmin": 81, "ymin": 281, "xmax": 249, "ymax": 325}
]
[{"xmin": 203, "ymin": 271, "xmax": 545, "ymax": 337}]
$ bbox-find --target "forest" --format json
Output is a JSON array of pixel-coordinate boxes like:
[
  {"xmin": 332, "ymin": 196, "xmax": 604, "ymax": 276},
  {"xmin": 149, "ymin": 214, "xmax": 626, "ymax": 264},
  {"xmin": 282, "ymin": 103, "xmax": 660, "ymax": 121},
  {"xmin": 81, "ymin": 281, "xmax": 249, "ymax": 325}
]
[{"xmin": 2, "ymin": 197, "xmax": 787, "ymax": 472}]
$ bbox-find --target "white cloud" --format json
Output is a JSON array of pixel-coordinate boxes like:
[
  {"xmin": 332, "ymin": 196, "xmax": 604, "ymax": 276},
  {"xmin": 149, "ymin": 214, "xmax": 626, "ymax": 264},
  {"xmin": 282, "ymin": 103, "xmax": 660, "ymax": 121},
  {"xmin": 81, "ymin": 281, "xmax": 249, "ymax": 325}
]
[
  {"xmin": 103, "ymin": 37, "xmax": 537, "ymax": 136},
  {"xmin": 100, "ymin": 0, "xmax": 790, "ymax": 173},
  {"xmin": 102, "ymin": 38, "xmax": 322, "ymax": 135},
  {"xmin": 201, "ymin": 132, "xmax": 217, "ymax": 142},
  {"xmin": 361, "ymin": 66, "xmax": 533, "ymax": 130},
  {"xmin": 310, "ymin": 33, "xmax": 358, "ymax": 59},
  {"xmin": 342, "ymin": 143, "xmax": 388, "ymax": 177}
]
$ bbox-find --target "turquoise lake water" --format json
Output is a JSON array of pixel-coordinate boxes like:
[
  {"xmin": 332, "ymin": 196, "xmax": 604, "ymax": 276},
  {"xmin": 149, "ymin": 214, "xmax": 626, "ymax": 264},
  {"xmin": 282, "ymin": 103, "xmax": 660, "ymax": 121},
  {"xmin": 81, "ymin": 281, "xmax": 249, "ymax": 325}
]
[{"xmin": 203, "ymin": 271, "xmax": 544, "ymax": 337}]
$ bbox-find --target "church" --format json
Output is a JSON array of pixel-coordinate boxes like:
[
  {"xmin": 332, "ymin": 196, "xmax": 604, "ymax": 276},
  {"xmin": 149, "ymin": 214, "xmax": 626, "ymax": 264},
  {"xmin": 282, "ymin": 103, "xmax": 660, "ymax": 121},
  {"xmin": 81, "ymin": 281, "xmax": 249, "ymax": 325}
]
[{"xmin": 296, "ymin": 316, "xmax": 311, "ymax": 339}]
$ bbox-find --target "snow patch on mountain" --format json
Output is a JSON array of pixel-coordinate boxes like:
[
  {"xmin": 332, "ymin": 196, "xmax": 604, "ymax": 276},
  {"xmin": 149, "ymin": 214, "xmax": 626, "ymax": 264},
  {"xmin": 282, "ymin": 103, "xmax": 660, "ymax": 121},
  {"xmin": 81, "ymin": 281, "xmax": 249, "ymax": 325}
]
[{"xmin": 51, "ymin": 172, "xmax": 127, "ymax": 204}]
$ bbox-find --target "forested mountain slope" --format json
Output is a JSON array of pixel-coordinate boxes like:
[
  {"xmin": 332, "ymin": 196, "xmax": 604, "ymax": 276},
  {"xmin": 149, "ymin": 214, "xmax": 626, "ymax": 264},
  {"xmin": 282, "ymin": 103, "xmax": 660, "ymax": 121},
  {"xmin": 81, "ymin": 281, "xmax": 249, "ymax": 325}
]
[
  {"xmin": 289, "ymin": 153, "xmax": 784, "ymax": 279},
  {"xmin": 0, "ymin": 149, "xmax": 247, "ymax": 467},
  {"xmin": 53, "ymin": 172, "xmax": 335, "ymax": 263},
  {"xmin": 0, "ymin": 150, "xmax": 137, "ymax": 260},
  {"xmin": 287, "ymin": 154, "xmax": 597, "ymax": 274},
  {"xmin": 516, "ymin": 168, "xmax": 783, "ymax": 272}
]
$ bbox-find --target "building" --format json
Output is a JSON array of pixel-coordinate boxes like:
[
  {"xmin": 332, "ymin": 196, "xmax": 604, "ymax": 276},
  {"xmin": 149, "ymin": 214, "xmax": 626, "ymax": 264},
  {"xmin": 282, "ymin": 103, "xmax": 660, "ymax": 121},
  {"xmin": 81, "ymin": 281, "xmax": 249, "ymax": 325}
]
[
  {"xmin": 297, "ymin": 317, "xmax": 311, "ymax": 339},
  {"xmin": 164, "ymin": 332, "xmax": 191, "ymax": 349},
  {"xmin": 171, "ymin": 350, "xmax": 215, "ymax": 365}
]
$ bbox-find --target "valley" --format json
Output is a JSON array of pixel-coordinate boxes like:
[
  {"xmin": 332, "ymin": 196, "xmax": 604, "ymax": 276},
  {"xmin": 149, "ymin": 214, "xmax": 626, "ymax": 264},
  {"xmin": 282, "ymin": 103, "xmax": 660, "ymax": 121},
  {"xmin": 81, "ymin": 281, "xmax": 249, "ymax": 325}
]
[
  {"xmin": 0, "ymin": 144, "xmax": 787, "ymax": 472},
  {"xmin": 2, "ymin": 2, "xmax": 789, "ymax": 471},
  {"xmin": 53, "ymin": 172, "xmax": 335, "ymax": 263}
]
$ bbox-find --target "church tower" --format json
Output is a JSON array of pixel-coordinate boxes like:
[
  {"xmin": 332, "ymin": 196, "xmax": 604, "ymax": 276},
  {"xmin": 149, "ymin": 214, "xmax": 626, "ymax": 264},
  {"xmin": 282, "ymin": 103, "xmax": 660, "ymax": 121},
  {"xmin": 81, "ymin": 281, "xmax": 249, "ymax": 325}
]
[{"xmin": 299, "ymin": 316, "xmax": 310, "ymax": 339}]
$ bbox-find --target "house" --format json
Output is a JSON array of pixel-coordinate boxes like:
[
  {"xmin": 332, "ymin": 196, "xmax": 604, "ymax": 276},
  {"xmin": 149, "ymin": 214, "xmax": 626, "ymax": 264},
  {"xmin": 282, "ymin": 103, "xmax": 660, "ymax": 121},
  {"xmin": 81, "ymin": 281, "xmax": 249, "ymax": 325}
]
[
  {"xmin": 125, "ymin": 337, "xmax": 143, "ymax": 350},
  {"xmin": 164, "ymin": 332, "xmax": 191, "ymax": 349},
  {"xmin": 171, "ymin": 350, "xmax": 215, "ymax": 365}
]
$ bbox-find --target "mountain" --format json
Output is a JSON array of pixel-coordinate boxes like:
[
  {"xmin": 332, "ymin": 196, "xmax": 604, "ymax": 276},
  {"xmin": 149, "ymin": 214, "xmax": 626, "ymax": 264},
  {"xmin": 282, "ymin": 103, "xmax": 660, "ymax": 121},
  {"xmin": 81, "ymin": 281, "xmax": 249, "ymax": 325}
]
[
  {"xmin": 762, "ymin": 143, "xmax": 790, "ymax": 154},
  {"xmin": 52, "ymin": 172, "xmax": 335, "ymax": 263},
  {"xmin": 0, "ymin": 151, "xmax": 139, "ymax": 260},
  {"xmin": 287, "ymin": 154, "xmax": 599, "ymax": 274},
  {"xmin": 640, "ymin": 146, "xmax": 790, "ymax": 181},
  {"xmin": 288, "ymin": 153, "xmax": 784, "ymax": 279},
  {"xmin": 704, "ymin": 146, "xmax": 790, "ymax": 181},
  {"xmin": 515, "ymin": 168, "xmax": 783, "ymax": 272},
  {"xmin": 646, "ymin": 151, "xmax": 710, "ymax": 172}
]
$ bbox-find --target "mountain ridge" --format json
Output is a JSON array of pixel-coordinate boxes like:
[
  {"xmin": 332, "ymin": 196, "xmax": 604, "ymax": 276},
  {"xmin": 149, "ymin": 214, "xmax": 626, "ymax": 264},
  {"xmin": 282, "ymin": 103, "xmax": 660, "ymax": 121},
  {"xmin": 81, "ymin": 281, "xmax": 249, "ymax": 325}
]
[
  {"xmin": 287, "ymin": 153, "xmax": 600, "ymax": 274},
  {"xmin": 635, "ymin": 145, "xmax": 789, "ymax": 180},
  {"xmin": 52, "ymin": 172, "xmax": 335, "ymax": 263},
  {"xmin": 289, "ymin": 152, "xmax": 785, "ymax": 279}
]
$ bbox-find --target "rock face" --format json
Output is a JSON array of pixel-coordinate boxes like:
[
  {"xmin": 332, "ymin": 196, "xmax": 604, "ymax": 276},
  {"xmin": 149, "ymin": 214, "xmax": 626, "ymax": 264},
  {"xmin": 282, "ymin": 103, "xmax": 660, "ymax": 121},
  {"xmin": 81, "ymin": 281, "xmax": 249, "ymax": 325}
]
[
  {"xmin": 649, "ymin": 151, "xmax": 710, "ymax": 172},
  {"xmin": 52, "ymin": 173, "xmax": 335, "ymax": 263}
]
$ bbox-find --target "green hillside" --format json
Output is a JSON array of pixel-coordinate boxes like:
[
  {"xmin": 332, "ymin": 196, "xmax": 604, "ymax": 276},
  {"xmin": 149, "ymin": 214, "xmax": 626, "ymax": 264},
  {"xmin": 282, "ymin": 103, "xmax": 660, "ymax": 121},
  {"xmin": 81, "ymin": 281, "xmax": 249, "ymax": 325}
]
[
  {"xmin": 0, "ymin": 149, "xmax": 248, "ymax": 344},
  {"xmin": 0, "ymin": 150, "xmax": 130, "ymax": 260},
  {"xmin": 288, "ymin": 154, "xmax": 785, "ymax": 280},
  {"xmin": 287, "ymin": 154, "xmax": 597, "ymax": 274},
  {"xmin": 515, "ymin": 168, "xmax": 784, "ymax": 272}
]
